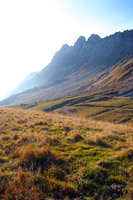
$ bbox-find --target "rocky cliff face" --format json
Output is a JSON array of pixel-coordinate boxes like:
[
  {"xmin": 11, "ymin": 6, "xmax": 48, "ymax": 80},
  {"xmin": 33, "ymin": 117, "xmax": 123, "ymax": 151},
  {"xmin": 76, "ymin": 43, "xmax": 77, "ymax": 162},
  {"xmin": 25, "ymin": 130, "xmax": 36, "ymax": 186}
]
[
  {"xmin": 31, "ymin": 30, "xmax": 133, "ymax": 87},
  {"xmin": 0, "ymin": 30, "xmax": 133, "ymax": 105}
]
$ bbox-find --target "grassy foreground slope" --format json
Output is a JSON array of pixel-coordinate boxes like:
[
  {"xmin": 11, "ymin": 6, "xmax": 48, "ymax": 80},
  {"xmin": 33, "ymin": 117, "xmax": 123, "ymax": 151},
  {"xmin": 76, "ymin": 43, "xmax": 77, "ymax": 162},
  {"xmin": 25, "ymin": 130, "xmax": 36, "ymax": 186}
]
[{"xmin": 0, "ymin": 107, "xmax": 133, "ymax": 200}]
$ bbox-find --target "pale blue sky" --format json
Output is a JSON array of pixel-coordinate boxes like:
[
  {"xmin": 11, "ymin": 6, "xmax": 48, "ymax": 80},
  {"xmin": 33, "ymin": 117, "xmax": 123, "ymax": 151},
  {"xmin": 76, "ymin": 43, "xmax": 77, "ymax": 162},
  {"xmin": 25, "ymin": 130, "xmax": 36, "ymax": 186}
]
[
  {"xmin": 0, "ymin": 0, "xmax": 132, "ymax": 100},
  {"xmin": 58, "ymin": 0, "xmax": 133, "ymax": 36}
]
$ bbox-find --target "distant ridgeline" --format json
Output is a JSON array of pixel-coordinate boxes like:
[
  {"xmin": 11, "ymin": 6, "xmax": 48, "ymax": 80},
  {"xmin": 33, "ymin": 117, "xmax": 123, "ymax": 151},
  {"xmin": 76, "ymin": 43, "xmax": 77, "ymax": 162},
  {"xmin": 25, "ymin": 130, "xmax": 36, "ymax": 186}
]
[{"xmin": 0, "ymin": 29, "xmax": 133, "ymax": 106}]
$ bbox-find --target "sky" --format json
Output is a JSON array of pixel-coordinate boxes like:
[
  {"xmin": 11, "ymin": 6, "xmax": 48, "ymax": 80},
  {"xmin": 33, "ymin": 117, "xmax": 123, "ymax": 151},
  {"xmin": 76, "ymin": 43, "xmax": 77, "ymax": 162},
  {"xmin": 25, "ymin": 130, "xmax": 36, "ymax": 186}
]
[{"xmin": 0, "ymin": 0, "xmax": 132, "ymax": 100}]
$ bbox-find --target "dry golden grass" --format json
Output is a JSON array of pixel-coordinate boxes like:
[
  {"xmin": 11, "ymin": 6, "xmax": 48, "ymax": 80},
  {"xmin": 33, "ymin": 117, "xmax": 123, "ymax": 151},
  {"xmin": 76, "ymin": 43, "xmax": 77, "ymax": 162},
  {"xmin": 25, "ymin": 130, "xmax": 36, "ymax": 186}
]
[{"xmin": 0, "ymin": 107, "xmax": 133, "ymax": 199}]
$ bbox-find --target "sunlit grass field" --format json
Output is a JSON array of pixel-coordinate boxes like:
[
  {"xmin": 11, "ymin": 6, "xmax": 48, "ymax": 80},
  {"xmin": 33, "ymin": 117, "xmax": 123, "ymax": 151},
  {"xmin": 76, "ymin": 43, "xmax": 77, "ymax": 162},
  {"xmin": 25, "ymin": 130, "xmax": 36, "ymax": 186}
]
[
  {"xmin": 21, "ymin": 92, "xmax": 133, "ymax": 124},
  {"xmin": 0, "ymin": 107, "xmax": 133, "ymax": 199}
]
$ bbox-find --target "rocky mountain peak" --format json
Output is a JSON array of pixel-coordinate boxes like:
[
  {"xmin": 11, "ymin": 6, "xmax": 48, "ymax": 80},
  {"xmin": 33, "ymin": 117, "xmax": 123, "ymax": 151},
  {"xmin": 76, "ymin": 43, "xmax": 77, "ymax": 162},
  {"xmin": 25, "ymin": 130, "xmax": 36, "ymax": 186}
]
[
  {"xmin": 61, "ymin": 44, "xmax": 70, "ymax": 51},
  {"xmin": 74, "ymin": 36, "xmax": 86, "ymax": 48},
  {"xmin": 87, "ymin": 34, "xmax": 101, "ymax": 44}
]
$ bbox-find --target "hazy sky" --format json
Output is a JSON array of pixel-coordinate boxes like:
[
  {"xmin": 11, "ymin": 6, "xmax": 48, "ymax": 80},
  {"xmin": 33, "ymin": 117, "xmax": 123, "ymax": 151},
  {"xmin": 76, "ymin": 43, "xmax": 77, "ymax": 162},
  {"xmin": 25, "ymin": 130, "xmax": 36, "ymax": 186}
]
[{"xmin": 0, "ymin": 0, "xmax": 132, "ymax": 100}]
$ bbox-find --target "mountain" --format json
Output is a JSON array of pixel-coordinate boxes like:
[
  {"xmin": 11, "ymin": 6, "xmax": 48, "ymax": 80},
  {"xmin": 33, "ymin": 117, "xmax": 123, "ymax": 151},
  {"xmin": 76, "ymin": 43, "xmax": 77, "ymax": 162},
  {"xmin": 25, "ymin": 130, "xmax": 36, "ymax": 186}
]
[{"xmin": 0, "ymin": 30, "xmax": 133, "ymax": 106}]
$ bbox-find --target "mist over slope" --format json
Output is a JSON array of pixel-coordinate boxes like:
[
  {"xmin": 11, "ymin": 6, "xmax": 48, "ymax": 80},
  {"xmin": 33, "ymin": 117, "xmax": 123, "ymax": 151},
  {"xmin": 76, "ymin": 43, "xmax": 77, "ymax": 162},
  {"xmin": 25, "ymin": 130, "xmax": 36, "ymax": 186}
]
[
  {"xmin": 0, "ymin": 30, "xmax": 133, "ymax": 106},
  {"xmin": 5, "ymin": 72, "xmax": 39, "ymax": 99}
]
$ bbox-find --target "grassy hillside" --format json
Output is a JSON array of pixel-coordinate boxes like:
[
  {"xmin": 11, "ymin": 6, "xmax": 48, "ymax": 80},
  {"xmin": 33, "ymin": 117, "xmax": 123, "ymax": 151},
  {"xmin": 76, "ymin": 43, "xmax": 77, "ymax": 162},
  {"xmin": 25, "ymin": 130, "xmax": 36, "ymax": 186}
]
[
  {"xmin": 21, "ymin": 92, "xmax": 133, "ymax": 124},
  {"xmin": 0, "ymin": 107, "xmax": 133, "ymax": 199}
]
